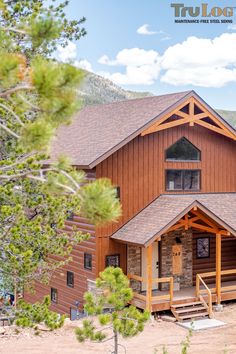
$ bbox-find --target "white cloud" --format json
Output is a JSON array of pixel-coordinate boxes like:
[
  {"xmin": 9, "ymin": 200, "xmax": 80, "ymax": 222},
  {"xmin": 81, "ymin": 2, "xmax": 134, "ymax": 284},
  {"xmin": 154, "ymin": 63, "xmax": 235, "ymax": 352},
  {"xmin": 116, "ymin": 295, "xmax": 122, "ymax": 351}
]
[
  {"xmin": 57, "ymin": 41, "xmax": 77, "ymax": 63},
  {"xmin": 100, "ymin": 64, "xmax": 161, "ymax": 85},
  {"xmin": 99, "ymin": 48, "xmax": 160, "ymax": 67},
  {"xmin": 98, "ymin": 33, "xmax": 236, "ymax": 87},
  {"xmin": 137, "ymin": 24, "xmax": 157, "ymax": 35},
  {"xmin": 161, "ymin": 67, "xmax": 236, "ymax": 88},
  {"xmin": 57, "ymin": 34, "xmax": 236, "ymax": 88},
  {"xmin": 98, "ymin": 55, "xmax": 116, "ymax": 66},
  {"xmin": 161, "ymin": 33, "xmax": 236, "ymax": 87},
  {"xmin": 74, "ymin": 59, "xmax": 93, "ymax": 72},
  {"xmin": 56, "ymin": 41, "xmax": 93, "ymax": 73},
  {"xmin": 98, "ymin": 48, "xmax": 161, "ymax": 85},
  {"xmin": 136, "ymin": 25, "xmax": 171, "ymax": 40}
]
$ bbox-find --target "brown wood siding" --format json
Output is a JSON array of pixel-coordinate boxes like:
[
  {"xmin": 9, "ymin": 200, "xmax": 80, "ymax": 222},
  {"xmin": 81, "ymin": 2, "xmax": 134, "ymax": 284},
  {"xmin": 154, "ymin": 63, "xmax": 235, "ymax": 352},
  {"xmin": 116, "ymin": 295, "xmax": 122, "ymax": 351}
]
[
  {"xmin": 96, "ymin": 124, "xmax": 236, "ymax": 274},
  {"xmin": 193, "ymin": 233, "xmax": 236, "ymax": 285},
  {"xmin": 24, "ymin": 170, "xmax": 96, "ymax": 315}
]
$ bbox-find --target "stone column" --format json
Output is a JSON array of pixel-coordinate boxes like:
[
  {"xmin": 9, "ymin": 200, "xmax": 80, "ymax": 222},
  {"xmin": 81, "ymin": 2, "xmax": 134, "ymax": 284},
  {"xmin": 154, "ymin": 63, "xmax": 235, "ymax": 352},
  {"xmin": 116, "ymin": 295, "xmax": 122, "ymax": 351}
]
[
  {"xmin": 127, "ymin": 245, "xmax": 141, "ymax": 292},
  {"xmin": 161, "ymin": 230, "xmax": 193, "ymax": 290}
]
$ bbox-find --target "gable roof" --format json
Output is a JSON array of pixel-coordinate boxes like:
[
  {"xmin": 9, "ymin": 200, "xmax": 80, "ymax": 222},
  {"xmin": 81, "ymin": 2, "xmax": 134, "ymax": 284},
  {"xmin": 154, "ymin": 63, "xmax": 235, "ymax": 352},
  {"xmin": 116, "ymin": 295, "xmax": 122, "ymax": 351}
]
[
  {"xmin": 111, "ymin": 193, "xmax": 236, "ymax": 246},
  {"xmin": 49, "ymin": 90, "xmax": 236, "ymax": 168}
]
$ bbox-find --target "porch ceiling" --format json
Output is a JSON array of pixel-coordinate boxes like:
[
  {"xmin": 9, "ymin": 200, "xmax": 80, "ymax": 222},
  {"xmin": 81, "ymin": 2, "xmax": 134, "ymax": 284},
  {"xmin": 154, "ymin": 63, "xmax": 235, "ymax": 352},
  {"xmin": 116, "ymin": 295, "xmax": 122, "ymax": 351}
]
[{"xmin": 111, "ymin": 193, "xmax": 236, "ymax": 247}]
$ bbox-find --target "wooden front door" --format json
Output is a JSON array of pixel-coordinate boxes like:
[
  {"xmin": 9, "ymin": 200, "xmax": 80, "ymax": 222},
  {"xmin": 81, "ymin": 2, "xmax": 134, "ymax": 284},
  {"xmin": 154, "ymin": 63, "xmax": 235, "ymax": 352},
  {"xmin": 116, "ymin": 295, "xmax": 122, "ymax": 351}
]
[{"xmin": 141, "ymin": 241, "xmax": 159, "ymax": 291}]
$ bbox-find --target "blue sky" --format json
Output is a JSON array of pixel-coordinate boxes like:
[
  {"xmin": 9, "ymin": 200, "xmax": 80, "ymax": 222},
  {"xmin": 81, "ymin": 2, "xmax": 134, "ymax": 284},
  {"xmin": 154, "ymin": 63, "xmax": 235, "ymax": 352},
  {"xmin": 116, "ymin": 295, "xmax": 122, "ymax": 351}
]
[{"xmin": 60, "ymin": 1, "xmax": 236, "ymax": 110}]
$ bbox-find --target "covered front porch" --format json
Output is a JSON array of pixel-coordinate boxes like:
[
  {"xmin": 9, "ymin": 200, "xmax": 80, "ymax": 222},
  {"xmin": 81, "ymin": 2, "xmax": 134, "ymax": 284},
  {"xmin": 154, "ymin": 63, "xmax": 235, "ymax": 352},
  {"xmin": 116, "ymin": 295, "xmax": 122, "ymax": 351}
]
[{"xmin": 111, "ymin": 194, "xmax": 236, "ymax": 317}]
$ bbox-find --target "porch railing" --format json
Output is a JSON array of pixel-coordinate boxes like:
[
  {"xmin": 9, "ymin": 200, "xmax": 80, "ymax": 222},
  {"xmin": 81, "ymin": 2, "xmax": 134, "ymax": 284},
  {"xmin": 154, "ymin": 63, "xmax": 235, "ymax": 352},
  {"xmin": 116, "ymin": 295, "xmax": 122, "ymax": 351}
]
[
  {"xmin": 151, "ymin": 277, "xmax": 174, "ymax": 304},
  {"xmin": 196, "ymin": 269, "xmax": 236, "ymax": 295},
  {"xmin": 127, "ymin": 274, "xmax": 173, "ymax": 310},
  {"xmin": 127, "ymin": 274, "xmax": 146, "ymax": 302},
  {"xmin": 196, "ymin": 274, "xmax": 213, "ymax": 318}
]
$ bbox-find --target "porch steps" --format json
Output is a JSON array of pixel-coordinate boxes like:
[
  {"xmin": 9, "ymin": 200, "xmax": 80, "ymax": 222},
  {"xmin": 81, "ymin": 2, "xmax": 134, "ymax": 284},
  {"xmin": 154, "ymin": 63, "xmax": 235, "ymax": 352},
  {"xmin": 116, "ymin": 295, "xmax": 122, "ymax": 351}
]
[{"xmin": 171, "ymin": 301, "xmax": 209, "ymax": 322}]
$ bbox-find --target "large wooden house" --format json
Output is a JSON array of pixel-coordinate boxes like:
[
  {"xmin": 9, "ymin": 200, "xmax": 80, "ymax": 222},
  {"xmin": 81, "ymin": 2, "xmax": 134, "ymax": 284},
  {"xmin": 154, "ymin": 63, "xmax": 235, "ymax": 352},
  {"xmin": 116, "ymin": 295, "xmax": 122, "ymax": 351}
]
[{"xmin": 25, "ymin": 90, "xmax": 236, "ymax": 321}]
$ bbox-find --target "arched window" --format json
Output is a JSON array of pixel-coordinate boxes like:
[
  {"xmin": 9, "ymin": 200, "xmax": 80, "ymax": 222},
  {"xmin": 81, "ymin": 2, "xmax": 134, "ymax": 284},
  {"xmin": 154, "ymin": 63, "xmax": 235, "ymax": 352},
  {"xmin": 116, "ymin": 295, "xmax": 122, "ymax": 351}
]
[{"xmin": 166, "ymin": 137, "xmax": 200, "ymax": 161}]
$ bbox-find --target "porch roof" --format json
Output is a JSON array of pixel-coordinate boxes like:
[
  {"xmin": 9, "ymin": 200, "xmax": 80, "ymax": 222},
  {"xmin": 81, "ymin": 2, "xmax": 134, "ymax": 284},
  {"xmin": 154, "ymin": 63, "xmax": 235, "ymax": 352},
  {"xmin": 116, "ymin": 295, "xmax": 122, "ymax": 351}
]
[{"xmin": 111, "ymin": 193, "xmax": 236, "ymax": 247}]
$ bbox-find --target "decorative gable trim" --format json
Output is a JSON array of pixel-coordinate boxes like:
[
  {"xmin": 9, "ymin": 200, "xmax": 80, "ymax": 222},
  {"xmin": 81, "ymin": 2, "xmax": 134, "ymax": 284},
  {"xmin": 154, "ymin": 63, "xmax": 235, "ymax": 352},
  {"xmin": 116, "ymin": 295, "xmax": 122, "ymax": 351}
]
[{"xmin": 141, "ymin": 96, "xmax": 236, "ymax": 141}]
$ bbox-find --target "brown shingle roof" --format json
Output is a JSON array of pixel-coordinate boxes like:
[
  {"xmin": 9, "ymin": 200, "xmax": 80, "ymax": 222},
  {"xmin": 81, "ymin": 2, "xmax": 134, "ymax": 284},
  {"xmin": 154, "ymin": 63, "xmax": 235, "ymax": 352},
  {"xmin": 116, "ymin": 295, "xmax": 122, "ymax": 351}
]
[
  {"xmin": 49, "ymin": 90, "xmax": 193, "ymax": 167},
  {"xmin": 111, "ymin": 193, "xmax": 236, "ymax": 246}
]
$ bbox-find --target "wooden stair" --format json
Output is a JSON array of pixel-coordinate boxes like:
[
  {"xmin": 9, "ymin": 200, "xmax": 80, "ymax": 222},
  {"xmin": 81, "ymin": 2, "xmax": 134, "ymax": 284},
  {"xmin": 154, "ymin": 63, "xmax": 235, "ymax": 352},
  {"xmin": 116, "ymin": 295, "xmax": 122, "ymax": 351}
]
[{"xmin": 171, "ymin": 301, "xmax": 209, "ymax": 322}]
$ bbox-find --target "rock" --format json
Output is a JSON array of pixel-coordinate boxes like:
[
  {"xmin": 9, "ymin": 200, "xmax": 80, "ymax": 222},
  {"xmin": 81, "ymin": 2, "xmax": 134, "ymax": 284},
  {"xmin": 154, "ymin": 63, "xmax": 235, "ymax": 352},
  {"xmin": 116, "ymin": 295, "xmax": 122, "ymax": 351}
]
[
  {"xmin": 37, "ymin": 324, "xmax": 51, "ymax": 332},
  {"xmin": 213, "ymin": 304, "xmax": 224, "ymax": 312},
  {"xmin": 161, "ymin": 315, "xmax": 176, "ymax": 323},
  {"xmin": 0, "ymin": 327, "xmax": 6, "ymax": 335}
]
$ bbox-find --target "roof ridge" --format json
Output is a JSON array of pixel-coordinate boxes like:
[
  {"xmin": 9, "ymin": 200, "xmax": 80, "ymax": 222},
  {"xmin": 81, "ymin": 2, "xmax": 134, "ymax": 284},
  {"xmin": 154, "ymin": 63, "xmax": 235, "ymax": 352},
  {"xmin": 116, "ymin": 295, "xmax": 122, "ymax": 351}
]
[{"xmin": 81, "ymin": 90, "xmax": 193, "ymax": 110}]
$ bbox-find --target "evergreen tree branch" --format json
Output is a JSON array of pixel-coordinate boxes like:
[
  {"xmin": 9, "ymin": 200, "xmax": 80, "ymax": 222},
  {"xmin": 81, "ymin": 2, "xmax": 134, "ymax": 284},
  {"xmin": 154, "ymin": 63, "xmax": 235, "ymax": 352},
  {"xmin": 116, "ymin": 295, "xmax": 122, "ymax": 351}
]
[
  {"xmin": 27, "ymin": 174, "xmax": 77, "ymax": 194},
  {"xmin": 0, "ymin": 122, "xmax": 20, "ymax": 138},
  {"xmin": 18, "ymin": 94, "xmax": 40, "ymax": 112},
  {"xmin": 0, "ymin": 152, "xmax": 35, "ymax": 171},
  {"xmin": 0, "ymin": 85, "xmax": 34, "ymax": 98},
  {"xmin": 0, "ymin": 102, "xmax": 25, "ymax": 126},
  {"xmin": 2, "ymin": 26, "xmax": 27, "ymax": 35},
  {"xmin": 0, "ymin": 167, "xmax": 80, "ymax": 193}
]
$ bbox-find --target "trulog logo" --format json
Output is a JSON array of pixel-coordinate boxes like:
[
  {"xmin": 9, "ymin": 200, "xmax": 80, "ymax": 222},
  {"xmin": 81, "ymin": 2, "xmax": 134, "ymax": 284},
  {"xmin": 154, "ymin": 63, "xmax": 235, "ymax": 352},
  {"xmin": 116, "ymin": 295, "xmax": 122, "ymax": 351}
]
[{"xmin": 171, "ymin": 3, "xmax": 235, "ymax": 17}]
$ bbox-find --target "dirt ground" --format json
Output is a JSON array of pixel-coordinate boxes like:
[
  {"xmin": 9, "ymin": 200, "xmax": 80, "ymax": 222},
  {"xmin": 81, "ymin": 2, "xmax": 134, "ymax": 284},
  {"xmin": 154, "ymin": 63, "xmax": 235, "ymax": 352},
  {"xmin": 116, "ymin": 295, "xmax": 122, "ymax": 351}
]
[{"xmin": 1, "ymin": 303, "xmax": 236, "ymax": 354}]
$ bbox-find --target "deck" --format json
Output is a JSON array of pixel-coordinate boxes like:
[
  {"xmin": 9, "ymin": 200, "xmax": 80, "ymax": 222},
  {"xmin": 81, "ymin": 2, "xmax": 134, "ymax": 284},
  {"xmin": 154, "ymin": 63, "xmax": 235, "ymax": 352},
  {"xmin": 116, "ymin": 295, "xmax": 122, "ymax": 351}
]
[{"xmin": 130, "ymin": 280, "xmax": 236, "ymax": 312}]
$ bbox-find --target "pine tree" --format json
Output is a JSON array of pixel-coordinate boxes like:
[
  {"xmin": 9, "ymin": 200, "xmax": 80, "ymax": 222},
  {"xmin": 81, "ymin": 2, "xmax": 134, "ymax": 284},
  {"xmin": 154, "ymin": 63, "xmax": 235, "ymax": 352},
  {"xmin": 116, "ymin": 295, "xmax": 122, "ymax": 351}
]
[
  {"xmin": 15, "ymin": 295, "xmax": 66, "ymax": 332},
  {"xmin": 0, "ymin": 0, "xmax": 121, "ymax": 306},
  {"xmin": 75, "ymin": 267, "xmax": 150, "ymax": 354}
]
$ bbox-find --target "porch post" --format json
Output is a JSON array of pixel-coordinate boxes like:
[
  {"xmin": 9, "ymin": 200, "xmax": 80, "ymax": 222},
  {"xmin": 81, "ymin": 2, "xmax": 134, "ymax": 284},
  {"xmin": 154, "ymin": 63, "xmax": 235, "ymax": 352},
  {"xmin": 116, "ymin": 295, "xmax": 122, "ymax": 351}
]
[
  {"xmin": 216, "ymin": 233, "xmax": 222, "ymax": 305},
  {"xmin": 146, "ymin": 243, "xmax": 153, "ymax": 312}
]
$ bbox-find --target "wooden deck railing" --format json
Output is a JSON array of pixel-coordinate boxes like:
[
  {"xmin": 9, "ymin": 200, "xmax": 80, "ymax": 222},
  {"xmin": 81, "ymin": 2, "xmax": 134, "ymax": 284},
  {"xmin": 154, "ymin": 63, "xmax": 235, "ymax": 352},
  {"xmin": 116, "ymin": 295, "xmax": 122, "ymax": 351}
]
[
  {"xmin": 196, "ymin": 274, "xmax": 213, "ymax": 318},
  {"xmin": 197, "ymin": 269, "xmax": 236, "ymax": 295},
  {"xmin": 127, "ymin": 274, "xmax": 174, "ymax": 310},
  {"xmin": 151, "ymin": 277, "xmax": 174, "ymax": 304},
  {"xmin": 127, "ymin": 274, "xmax": 147, "ymax": 302}
]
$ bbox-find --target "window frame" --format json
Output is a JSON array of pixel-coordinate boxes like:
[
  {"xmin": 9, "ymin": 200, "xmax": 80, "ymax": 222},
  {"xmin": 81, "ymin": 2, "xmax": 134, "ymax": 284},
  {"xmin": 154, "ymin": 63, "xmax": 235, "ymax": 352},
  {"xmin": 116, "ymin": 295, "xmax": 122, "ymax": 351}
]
[
  {"xmin": 165, "ymin": 169, "xmax": 201, "ymax": 192},
  {"xmin": 66, "ymin": 210, "xmax": 74, "ymax": 220},
  {"xmin": 84, "ymin": 253, "xmax": 92, "ymax": 270},
  {"xmin": 105, "ymin": 254, "xmax": 120, "ymax": 268},
  {"xmin": 196, "ymin": 237, "xmax": 210, "ymax": 259},
  {"xmin": 51, "ymin": 287, "xmax": 58, "ymax": 304},
  {"xmin": 165, "ymin": 137, "xmax": 201, "ymax": 162},
  {"xmin": 66, "ymin": 271, "xmax": 74, "ymax": 288},
  {"xmin": 116, "ymin": 186, "xmax": 121, "ymax": 201}
]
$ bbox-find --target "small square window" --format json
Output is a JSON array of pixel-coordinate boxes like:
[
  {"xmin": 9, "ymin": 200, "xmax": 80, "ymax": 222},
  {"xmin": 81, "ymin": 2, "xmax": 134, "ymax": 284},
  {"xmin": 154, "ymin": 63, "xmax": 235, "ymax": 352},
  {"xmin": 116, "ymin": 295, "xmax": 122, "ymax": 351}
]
[
  {"xmin": 84, "ymin": 253, "xmax": 92, "ymax": 270},
  {"xmin": 66, "ymin": 210, "xmax": 74, "ymax": 220},
  {"xmin": 67, "ymin": 271, "xmax": 74, "ymax": 288},
  {"xmin": 105, "ymin": 254, "xmax": 120, "ymax": 267},
  {"xmin": 51, "ymin": 287, "xmax": 58, "ymax": 303},
  {"xmin": 116, "ymin": 186, "xmax": 120, "ymax": 200}
]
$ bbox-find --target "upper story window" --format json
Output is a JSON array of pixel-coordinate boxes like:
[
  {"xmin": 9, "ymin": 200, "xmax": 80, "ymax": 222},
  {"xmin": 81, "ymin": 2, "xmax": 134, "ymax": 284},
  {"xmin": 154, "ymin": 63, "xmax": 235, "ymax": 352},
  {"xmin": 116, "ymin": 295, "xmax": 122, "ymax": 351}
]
[
  {"xmin": 166, "ymin": 169, "xmax": 200, "ymax": 191},
  {"xmin": 116, "ymin": 186, "xmax": 120, "ymax": 201},
  {"xmin": 166, "ymin": 137, "xmax": 200, "ymax": 161},
  {"xmin": 67, "ymin": 271, "xmax": 74, "ymax": 288},
  {"xmin": 84, "ymin": 253, "xmax": 92, "ymax": 270},
  {"xmin": 51, "ymin": 287, "xmax": 58, "ymax": 303},
  {"xmin": 66, "ymin": 210, "xmax": 74, "ymax": 220}
]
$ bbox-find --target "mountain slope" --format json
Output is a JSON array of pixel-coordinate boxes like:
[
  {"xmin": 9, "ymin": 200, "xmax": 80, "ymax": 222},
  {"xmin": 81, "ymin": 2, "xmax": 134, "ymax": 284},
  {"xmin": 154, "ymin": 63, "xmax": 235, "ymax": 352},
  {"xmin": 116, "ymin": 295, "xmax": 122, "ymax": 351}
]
[
  {"xmin": 216, "ymin": 109, "xmax": 236, "ymax": 129},
  {"xmin": 79, "ymin": 71, "xmax": 236, "ymax": 129},
  {"xmin": 79, "ymin": 71, "xmax": 152, "ymax": 105}
]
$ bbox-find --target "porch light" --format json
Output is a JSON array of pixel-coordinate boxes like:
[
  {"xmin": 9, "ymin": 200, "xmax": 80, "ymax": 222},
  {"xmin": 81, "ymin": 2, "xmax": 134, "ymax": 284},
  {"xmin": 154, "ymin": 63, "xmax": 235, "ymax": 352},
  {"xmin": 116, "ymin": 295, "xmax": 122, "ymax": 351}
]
[{"xmin": 175, "ymin": 237, "xmax": 182, "ymax": 244}]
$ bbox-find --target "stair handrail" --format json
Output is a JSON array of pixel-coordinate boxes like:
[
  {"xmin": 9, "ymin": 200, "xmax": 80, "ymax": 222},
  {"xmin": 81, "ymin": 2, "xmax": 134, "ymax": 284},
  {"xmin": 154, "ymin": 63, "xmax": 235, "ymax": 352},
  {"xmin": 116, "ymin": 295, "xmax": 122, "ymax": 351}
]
[{"xmin": 196, "ymin": 274, "xmax": 213, "ymax": 318}]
